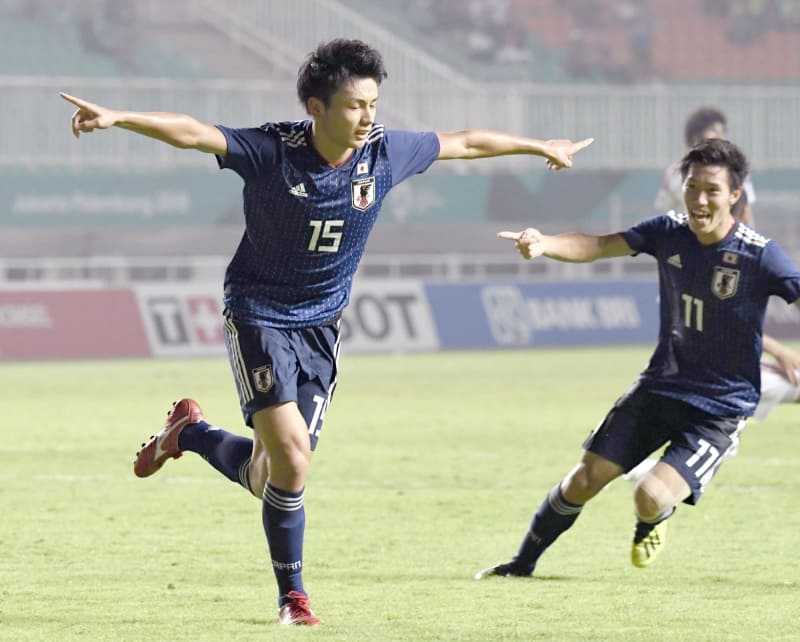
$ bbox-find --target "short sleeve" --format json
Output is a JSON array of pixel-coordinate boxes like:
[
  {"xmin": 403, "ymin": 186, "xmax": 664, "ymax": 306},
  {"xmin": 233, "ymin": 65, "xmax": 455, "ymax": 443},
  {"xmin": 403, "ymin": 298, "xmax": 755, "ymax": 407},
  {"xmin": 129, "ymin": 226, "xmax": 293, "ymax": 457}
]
[
  {"xmin": 215, "ymin": 125, "xmax": 278, "ymax": 181},
  {"xmin": 384, "ymin": 130, "xmax": 440, "ymax": 186},
  {"xmin": 620, "ymin": 214, "xmax": 672, "ymax": 257}
]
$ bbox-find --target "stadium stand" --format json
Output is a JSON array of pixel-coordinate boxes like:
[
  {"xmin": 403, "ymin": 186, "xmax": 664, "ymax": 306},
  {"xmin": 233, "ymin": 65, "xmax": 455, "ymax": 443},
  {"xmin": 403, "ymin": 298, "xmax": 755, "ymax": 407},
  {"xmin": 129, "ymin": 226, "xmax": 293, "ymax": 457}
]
[
  {"xmin": 0, "ymin": 0, "xmax": 203, "ymax": 77},
  {"xmin": 341, "ymin": 0, "xmax": 800, "ymax": 84}
]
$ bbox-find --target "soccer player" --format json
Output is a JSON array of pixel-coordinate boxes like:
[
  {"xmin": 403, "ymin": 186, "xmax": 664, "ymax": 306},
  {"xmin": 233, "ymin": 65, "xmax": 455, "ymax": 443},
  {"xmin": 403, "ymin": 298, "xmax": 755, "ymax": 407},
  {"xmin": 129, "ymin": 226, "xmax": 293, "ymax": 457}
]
[
  {"xmin": 654, "ymin": 106, "xmax": 800, "ymax": 432},
  {"xmin": 479, "ymin": 138, "xmax": 800, "ymax": 578},
  {"xmin": 60, "ymin": 39, "xmax": 592, "ymax": 626}
]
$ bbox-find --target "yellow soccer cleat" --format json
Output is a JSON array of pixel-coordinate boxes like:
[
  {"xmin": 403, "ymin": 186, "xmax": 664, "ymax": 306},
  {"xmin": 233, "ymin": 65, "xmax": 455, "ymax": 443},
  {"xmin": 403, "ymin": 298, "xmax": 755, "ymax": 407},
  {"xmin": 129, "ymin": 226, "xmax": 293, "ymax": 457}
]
[{"xmin": 631, "ymin": 519, "xmax": 668, "ymax": 568}]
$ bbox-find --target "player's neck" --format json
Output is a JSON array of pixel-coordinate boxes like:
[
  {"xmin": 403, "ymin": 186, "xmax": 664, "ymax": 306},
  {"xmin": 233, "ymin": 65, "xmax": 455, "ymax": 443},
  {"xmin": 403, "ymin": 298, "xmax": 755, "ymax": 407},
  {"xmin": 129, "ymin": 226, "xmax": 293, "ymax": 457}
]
[
  {"xmin": 309, "ymin": 126, "xmax": 354, "ymax": 168},
  {"xmin": 695, "ymin": 217, "xmax": 736, "ymax": 246}
]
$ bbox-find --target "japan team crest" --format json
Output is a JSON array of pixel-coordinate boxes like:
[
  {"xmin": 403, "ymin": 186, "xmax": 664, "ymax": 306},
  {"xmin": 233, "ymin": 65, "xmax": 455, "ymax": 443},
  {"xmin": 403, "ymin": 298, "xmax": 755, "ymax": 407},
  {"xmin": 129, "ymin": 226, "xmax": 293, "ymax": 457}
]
[
  {"xmin": 711, "ymin": 266, "xmax": 740, "ymax": 300},
  {"xmin": 252, "ymin": 365, "xmax": 273, "ymax": 393},
  {"xmin": 351, "ymin": 177, "xmax": 376, "ymax": 211}
]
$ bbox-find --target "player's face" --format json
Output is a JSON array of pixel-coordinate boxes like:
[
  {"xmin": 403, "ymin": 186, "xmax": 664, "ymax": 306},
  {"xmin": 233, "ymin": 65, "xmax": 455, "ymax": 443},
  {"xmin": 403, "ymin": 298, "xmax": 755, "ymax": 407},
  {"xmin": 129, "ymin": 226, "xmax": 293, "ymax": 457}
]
[
  {"xmin": 683, "ymin": 163, "xmax": 742, "ymax": 244},
  {"xmin": 313, "ymin": 77, "xmax": 379, "ymax": 152}
]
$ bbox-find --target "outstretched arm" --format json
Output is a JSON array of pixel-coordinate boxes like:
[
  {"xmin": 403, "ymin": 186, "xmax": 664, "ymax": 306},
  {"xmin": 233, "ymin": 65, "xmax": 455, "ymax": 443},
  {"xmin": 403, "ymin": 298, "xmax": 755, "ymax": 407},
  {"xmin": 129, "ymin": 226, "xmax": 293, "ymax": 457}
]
[
  {"xmin": 763, "ymin": 333, "xmax": 800, "ymax": 385},
  {"xmin": 497, "ymin": 228, "xmax": 633, "ymax": 262},
  {"xmin": 436, "ymin": 130, "xmax": 593, "ymax": 169},
  {"xmin": 60, "ymin": 93, "xmax": 227, "ymax": 155}
]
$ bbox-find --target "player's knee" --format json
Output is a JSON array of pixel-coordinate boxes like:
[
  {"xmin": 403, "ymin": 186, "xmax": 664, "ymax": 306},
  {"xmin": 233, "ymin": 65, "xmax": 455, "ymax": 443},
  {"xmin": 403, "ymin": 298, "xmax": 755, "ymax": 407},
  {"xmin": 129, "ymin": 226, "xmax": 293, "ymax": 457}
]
[
  {"xmin": 267, "ymin": 445, "xmax": 310, "ymax": 484},
  {"xmin": 633, "ymin": 474, "xmax": 675, "ymax": 522}
]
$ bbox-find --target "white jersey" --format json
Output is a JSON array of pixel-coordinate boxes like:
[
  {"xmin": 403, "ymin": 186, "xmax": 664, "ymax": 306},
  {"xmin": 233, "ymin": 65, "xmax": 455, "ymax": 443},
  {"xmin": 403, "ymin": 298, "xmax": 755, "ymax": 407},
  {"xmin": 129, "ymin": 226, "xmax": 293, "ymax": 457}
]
[{"xmin": 753, "ymin": 362, "xmax": 800, "ymax": 420}]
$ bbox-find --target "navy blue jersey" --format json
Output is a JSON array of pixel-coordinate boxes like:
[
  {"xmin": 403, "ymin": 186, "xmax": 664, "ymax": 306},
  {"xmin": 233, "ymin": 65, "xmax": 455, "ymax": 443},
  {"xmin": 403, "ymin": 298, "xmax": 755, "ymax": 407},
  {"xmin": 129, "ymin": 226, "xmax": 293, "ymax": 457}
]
[
  {"xmin": 621, "ymin": 212, "xmax": 800, "ymax": 417},
  {"xmin": 216, "ymin": 121, "xmax": 439, "ymax": 328}
]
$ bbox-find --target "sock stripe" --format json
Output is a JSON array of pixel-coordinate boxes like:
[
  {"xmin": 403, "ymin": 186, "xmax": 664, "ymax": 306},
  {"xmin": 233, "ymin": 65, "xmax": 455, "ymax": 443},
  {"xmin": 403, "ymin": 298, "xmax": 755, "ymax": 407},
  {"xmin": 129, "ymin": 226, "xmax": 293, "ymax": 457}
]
[
  {"xmin": 238, "ymin": 457, "xmax": 252, "ymax": 492},
  {"xmin": 640, "ymin": 505, "xmax": 675, "ymax": 526},
  {"xmin": 548, "ymin": 485, "xmax": 583, "ymax": 516},
  {"xmin": 263, "ymin": 484, "xmax": 304, "ymax": 511}
]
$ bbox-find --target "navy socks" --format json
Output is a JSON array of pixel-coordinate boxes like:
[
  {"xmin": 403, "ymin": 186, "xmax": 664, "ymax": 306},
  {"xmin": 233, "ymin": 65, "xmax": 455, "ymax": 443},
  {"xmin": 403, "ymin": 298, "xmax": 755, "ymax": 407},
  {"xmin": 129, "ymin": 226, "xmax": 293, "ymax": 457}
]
[
  {"xmin": 178, "ymin": 421, "xmax": 253, "ymax": 492},
  {"xmin": 262, "ymin": 483, "xmax": 306, "ymax": 603},
  {"xmin": 178, "ymin": 421, "xmax": 307, "ymax": 602},
  {"xmin": 515, "ymin": 484, "xmax": 583, "ymax": 573}
]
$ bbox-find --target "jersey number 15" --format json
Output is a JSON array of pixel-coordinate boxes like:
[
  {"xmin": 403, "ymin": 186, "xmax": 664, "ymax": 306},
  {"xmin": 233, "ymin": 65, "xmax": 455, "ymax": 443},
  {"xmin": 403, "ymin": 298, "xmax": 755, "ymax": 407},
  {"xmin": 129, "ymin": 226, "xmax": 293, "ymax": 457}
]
[{"xmin": 308, "ymin": 220, "xmax": 344, "ymax": 253}]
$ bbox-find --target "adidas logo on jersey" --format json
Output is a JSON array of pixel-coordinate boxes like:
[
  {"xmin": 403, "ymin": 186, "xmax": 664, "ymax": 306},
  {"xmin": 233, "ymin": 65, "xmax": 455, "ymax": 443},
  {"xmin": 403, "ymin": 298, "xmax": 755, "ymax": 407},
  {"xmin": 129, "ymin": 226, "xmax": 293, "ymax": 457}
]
[
  {"xmin": 289, "ymin": 183, "xmax": 308, "ymax": 198},
  {"xmin": 666, "ymin": 254, "xmax": 682, "ymax": 268}
]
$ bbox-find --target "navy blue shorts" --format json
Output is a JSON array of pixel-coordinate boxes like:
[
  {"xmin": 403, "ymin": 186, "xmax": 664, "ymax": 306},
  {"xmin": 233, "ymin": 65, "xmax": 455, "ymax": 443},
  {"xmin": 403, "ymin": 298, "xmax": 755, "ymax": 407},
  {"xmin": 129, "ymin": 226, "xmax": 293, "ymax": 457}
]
[
  {"xmin": 584, "ymin": 384, "xmax": 745, "ymax": 504},
  {"xmin": 222, "ymin": 309, "xmax": 340, "ymax": 451}
]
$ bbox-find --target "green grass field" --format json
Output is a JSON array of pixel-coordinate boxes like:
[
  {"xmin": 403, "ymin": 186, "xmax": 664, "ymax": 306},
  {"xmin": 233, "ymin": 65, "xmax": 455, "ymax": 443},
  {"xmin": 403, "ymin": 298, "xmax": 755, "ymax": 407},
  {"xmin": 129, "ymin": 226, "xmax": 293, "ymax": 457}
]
[{"xmin": 2, "ymin": 347, "xmax": 798, "ymax": 641}]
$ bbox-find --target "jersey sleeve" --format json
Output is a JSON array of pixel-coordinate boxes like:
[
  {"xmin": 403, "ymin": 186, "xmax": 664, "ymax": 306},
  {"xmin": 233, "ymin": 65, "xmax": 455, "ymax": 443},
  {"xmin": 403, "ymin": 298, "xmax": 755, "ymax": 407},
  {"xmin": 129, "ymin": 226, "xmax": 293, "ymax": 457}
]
[
  {"xmin": 215, "ymin": 125, "xmax": 278, "ymax": 181},
  {"xmin": 384, "ymin": 130, "xmax": 440, "ymax": 187},
  {"xmin": 761, "ymin": 241, "xmax": 800, "ymax": 303},
  {"xmin": 619, "ymin": 214, "xmax": 671, "ymax": 257}
]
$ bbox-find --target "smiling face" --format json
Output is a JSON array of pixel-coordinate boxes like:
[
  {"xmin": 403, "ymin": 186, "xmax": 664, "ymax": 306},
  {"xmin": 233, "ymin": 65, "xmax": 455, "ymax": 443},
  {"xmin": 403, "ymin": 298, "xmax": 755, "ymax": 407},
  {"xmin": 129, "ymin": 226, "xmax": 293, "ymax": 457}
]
[
  {"xmin": 308, "ymin": 77, "xmax": 378, "ymax": 165},
  {"xmin": 683, "ymin": 163, "xmax": 743, "ymax": 244}
]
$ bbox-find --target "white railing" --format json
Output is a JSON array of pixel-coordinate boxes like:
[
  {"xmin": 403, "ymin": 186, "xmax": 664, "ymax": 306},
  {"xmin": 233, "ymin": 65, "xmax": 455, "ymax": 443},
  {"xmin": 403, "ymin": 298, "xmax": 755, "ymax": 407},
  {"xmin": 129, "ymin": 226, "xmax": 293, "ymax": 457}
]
[
  {"xmin": 9, "ymin": 76, "xmax": 800, "ymax": 171},
  {"xmin": 0, "ymin": 253, "xmax": 655, "ymax": 286}
]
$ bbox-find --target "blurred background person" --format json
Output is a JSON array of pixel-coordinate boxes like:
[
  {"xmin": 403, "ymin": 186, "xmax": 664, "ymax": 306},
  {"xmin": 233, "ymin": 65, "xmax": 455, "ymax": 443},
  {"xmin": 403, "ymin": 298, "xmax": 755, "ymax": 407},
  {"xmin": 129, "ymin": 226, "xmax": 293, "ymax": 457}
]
[{"xmin": 655, "ymin": 106, "xmax": 757, "ymax": 226}]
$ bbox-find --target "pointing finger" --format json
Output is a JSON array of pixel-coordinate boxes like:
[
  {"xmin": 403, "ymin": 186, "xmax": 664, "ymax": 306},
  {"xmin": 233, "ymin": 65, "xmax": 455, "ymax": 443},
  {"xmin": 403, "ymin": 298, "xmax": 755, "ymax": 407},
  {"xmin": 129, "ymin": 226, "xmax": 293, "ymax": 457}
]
[
  {"xmin": 572, "ymin": 137, "xmax": 594, "ymax": 153},
  {"xmin": 60, "ymin": 92, "xmax": 100, "ymax": 116},
  {"xmin": 497, "ymin": 231, "xmax": 522, "ymax": 241},
  {"xmin": 60, "ymin": 92, "xmax": 85, "ymax": 107}
]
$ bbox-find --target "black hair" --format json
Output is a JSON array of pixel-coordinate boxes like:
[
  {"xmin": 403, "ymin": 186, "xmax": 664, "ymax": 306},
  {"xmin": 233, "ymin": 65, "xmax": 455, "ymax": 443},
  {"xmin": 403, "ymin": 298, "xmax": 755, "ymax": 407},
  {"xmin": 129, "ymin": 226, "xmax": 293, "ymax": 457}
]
[
  {"xmin": 684, "ymin": 106, "xmax": 727, "ymax": 147},
  {"xmin": 679, "ymin": 138, "xmax": 749, "ymax": 192},
  {"xmin": 297, "ymin": 39, "xmax": 387, "ymax": 113}
]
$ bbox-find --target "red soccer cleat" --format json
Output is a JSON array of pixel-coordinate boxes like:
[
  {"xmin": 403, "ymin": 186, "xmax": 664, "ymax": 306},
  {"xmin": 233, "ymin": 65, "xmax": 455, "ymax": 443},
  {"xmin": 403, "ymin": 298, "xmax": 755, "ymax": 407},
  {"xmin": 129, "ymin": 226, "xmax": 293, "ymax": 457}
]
[
  {"xmin": 278, "ymin": 591, "xmax": 321, "ymax": 626},
  {"xmin": 133, "ymin": 399, "xmax": 204, "ymax": 478}
]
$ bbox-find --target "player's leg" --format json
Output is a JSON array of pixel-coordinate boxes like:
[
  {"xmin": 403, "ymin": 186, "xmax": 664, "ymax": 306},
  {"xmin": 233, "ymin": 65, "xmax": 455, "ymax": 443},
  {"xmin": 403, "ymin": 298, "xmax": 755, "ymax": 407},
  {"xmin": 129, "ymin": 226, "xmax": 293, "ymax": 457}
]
[
  {"xmin": 627, "ymin": 395, "xmax": 696, "ymax": 568},
  {"xmin": 476, "ymin": 450, "xmax": 623, "ymax": 579},
  {"xmin": 251, "ymin": 401, "xmax": 319, "ymax": 625},
  {"xmin": 248, "ymin": 435, "xmax": 269, "ymax": 499},
  {"xmin": 630, "ymin": 461, "xmax": 687, "ymax": 568},
  {"xmin": 523, "ymin": 452, "xmax": 625, "ymax": 567},
  {"xmin": 633, "ymin": 461, "xmax": 689, "ymax": 522},
  {"xmin": 476, "ymin": 386, "xmax": 662, "ymax": 579},
  {"xmin": 133, "ymin": 398, "xmax": 253, "ymax": 491},
  {"xmin": 133, "ymin": 309, "xmax": 266, "ymax": 490},
  {"xmin": 561, "ymin": 450, "xmax": 624, "ymax": 503},
  {"xmin": 631, "ymin": 406, "xmax": 745, "ymax": 568},
  {"xmin": 244, "ymin": 323, "xmax": 338, "ymax": 626}
]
